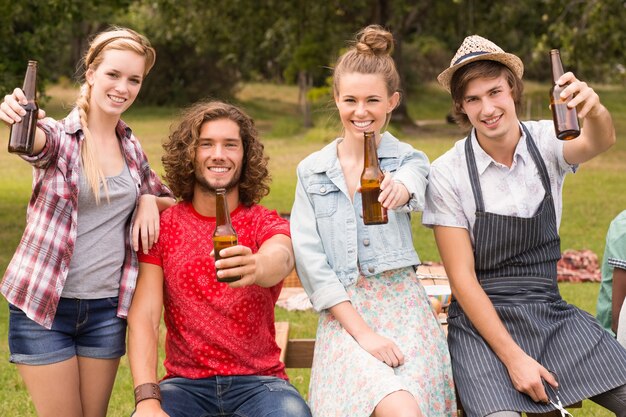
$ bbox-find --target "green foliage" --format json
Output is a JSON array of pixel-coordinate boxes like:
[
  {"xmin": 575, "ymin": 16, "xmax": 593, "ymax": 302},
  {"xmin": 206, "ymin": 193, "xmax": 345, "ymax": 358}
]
[
  {"xmin": 401, "ymin": 36, "xmax": 450, "ymax": 90},
  {"xmin": 121, "ymin": 1, "xmax": 242, "ymax": 105},
  {"xmin": 4, "ymin": 1, "xmax": 626, "ymax": 113},
  {"xmin": 0, "ymin": 0, "xmax": 133, "ymax": 96},
  {"xmin": 537, "ymin": 0, "xmax": 626, "ymax": 83}
]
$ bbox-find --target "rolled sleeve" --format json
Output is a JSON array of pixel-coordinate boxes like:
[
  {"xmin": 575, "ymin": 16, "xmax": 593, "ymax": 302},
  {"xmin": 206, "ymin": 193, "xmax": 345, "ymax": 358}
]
[
  {"xmin": 609, "ymin": 258, "xmax": 626, "ymax": 270},
  {"xmin": 422, "ymin": 163, "xmax": 469, "ymax": 229},
  {"xmin": 393, "ymin": 147, "xmax": 430, "ymax": 213},
  {"xmin": 309, "ymin": 281, "xmax": 350, "ymax": 311},
  {"xmin": 535, "ymin": 120, "xmax": 578, "ymax": 175}
]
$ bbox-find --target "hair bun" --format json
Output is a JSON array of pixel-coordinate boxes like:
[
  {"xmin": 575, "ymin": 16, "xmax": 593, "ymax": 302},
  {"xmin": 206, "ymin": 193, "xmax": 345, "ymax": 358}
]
[{"xmin": 355, "ymin": 25, "xmax": 394, "ymax": 56}]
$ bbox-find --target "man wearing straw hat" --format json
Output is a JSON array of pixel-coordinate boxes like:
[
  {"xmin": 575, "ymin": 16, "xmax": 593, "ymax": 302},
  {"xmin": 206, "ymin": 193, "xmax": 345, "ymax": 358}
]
[{"xmin": 423, "ymin": 35, "xmax": 626, "ymax": 416}]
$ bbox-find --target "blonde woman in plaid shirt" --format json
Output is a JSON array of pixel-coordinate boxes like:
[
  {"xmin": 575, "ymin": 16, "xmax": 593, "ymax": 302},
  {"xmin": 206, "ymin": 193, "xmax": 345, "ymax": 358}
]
[{"xmin": 0, "ymin": 27, "xmax": 174, "ymax": 417}]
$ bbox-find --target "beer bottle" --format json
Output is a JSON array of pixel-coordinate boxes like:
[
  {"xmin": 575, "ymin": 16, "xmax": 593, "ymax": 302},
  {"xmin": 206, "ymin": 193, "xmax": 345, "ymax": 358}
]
[
  {"xmin": 360, "ymin": 131, "xmax": 388, "ymax": 225},
  {"xmin": 8, "ymin": 60, "xmax": 39, "ymax": 155},
  {"xmin": 549, "ymin": 49, "xmax": 580, "ymax": 141},
  {"xmin": 213, "ymin": 188, "xmax": 241, "ymax": 282}
]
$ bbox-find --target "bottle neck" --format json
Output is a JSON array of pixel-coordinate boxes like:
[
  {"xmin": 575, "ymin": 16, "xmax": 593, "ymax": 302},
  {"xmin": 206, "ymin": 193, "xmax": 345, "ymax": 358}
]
[
  {"xmin": 215, "ymin": 192, "xmax": 231, "ymax": 226},
  {"xmin": 363, "ymin": 132, "xmax": 379, "ymax": 167},
  {"xmin": 550, "ymin": 51, "xmax": 565, "ymax": 84},
  {"xmin": 22, "ymin": 62, "xmax": 38, "ymax": 101}
]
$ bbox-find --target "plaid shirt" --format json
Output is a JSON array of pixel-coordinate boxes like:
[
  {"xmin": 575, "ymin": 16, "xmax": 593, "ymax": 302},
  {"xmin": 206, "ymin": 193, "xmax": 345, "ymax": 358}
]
[{"xmin": 1, "ymin": 108, "xmax": 172, "ymax": 329}]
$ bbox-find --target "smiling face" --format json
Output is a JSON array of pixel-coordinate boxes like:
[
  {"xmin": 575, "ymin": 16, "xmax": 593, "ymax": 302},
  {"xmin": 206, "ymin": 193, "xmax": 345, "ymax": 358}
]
[
  {"xmin": 86, "ymin": 49, "xmax": 146, "ymax": 118},
  {"xmin": 461, "ymin": 73, "xmax": 520, "ymax": 145},
  {"xmin": 334, "ymin": 72, "xmax": 399, "ymax": 141},
  {"xmin": 193, "ymin": 118, "xmax": 244, "ymax": 194}
]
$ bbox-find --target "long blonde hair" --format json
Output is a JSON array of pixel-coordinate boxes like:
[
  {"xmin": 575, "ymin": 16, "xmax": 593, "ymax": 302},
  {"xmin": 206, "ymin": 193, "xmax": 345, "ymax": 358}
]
[{"xmin": 76, "ymin": 27, "xmax": 156, "ymax": 203}]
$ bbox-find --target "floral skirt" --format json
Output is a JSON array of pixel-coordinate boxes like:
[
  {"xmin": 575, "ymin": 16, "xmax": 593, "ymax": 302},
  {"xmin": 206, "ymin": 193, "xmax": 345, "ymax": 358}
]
[{"xmin": 308, "ymin": 267, "xmax": 456, "ymax": 417}]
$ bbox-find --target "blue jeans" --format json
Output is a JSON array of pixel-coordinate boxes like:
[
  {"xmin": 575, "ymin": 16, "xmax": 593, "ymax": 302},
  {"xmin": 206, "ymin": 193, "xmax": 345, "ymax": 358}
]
[
  {"xmin": 156, "ymin": 375, "xmax": 312, "ymax": 417},
  {"xmin": 8, "ymin": 297, "xmax": 126, "ymax": 365}
]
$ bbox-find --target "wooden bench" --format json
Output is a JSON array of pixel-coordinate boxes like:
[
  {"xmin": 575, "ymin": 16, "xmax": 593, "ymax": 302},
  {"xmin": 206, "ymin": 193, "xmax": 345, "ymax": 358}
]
[
  {"xmin": 274, "ymin": 321, "xmax": 581, "ymax": 416},
  {"xmin": 275, "ymin": 321, "xmax": 315, "ymax": 368}
]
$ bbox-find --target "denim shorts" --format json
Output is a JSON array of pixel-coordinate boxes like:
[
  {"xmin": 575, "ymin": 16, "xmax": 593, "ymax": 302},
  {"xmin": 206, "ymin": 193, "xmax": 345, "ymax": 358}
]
[{"xmin": 8, "ymin": 297, "xmax": 127, "ymax": 365}]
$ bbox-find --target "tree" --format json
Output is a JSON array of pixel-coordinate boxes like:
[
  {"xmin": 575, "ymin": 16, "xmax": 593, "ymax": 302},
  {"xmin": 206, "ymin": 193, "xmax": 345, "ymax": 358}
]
[
  {"xmin": 0, "ymin": 0, "xmax": 133, "ymax": 97},
  {"xmin": 538, "ymin": 0, "xmax": 626, "ymax": 83},
  {"xmin": 280, "ymin": 2, "xmax": 342, "ymax": 128}
]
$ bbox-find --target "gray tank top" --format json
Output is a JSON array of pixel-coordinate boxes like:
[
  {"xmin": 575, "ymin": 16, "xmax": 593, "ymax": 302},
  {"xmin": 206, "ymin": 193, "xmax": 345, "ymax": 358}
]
[{"xmin": 62, "ymin": 162, "xmax": 136, "ymax": 298}]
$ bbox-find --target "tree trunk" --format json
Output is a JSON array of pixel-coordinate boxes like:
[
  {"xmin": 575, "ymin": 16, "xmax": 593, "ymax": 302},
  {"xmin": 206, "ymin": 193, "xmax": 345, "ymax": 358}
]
[
  {"xmin": 298, "ymin": 70, "xmax": 313, "ymax": 128},
  {"xmin": 390, "ymin": 34, "xmax": 414, "ymax": 125},
  {"xmin": 372, "ymin": 0, "xmax": 416, "ymax": 126}
]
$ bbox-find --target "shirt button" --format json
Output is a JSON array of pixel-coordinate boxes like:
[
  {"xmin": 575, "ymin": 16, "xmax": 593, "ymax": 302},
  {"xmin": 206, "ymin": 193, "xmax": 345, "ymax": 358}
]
[
  {"xmin": 363, "ymin": 239, "xmax": 370, "ymax": 246},
  {"xmin": 320, "ymin": 186, "xmax": 326, "ymax": 193},
  {"xmin": 368, "ymin": 266, "xmax": 375, "ymax": 273}
]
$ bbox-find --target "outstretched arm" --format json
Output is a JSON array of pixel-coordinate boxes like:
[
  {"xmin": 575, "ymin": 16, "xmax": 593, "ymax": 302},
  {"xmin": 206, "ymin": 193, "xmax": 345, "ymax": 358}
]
[
  {"xmin": 434, "ymin": 225, "xmax": 557, "ymax": 402},
  {"xmin": 560, "ymin": 72, "xmax": 616, "ymax": 165},
  {"xmin": 215, "ymin": 234, "xmax": 294, "ymax": 288}
]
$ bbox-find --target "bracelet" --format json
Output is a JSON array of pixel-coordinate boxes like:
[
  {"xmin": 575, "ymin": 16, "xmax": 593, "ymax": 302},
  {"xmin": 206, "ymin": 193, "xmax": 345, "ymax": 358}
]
[{"xmin": 134, "ymin": 382, "xmax": 161, "ymax": 406}]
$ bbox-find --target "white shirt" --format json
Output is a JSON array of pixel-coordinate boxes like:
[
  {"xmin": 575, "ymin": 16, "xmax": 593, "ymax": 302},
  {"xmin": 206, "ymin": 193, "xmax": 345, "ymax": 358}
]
[{"xmin": 422, "ymin": 120, "xmax": 576, "ymax": 242}]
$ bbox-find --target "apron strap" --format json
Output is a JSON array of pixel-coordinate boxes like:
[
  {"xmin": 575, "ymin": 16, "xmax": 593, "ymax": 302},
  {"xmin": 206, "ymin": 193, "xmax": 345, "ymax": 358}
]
[
  {"xmin": 521, "ymin": 123, "xmax": 552, "ymax": 196},
  {"xmin": 464, "ymin": 131, "xmax": 485, "ymax": 213}
]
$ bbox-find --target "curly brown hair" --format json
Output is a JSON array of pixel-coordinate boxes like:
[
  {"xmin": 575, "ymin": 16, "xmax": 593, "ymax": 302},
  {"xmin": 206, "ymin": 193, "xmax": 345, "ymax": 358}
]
[{"xmin": 162, "ymin": 101, "xmax": 270, "ymax": 205}]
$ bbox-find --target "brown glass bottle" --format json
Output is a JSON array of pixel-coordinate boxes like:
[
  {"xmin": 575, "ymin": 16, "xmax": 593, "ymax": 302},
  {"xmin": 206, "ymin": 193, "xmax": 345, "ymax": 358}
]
[
  {"xmin": 549, "ymin": 49, "xmax": 580, "ymax": 141},
  {"xmin": 213, "ymin": 188, "xmax": 241, "ymax": 282},
  {"xmin": 8, "ymin": 61, "xmax": 39, "ymax": 154},
  {"xmin": 360, "ymin": 131, "xmax": 387, "ymax": 225}
]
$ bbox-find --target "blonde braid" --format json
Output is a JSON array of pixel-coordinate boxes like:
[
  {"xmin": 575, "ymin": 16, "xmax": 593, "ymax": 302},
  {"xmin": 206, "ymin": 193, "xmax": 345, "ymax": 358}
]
[
  {"xmin": 74, "ymin": 27, "xmax": 155, "ymax": 204},
  {"xmin": 76, "ymin": 83, "xmax": 109, "ymax": 204}
]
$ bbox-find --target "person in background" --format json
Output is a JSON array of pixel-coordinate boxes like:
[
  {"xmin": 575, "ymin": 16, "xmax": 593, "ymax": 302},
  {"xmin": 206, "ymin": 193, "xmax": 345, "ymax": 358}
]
[
  {"xmin": 0, "ymin": 27, "xmax": 174, "ymax": 417},
  {"xmin": 290, "ymin": 25, "xmax": 456, "ymax": 417},
  {"xmin": 127, "ymin": 101, "xmax": 311, "ymax": 417},
  {"xmin": 597, "ymin": 210, "xmax": 626, "ymax": 347},
  {"xmin": 423, "ymin": 34, "xmax": 626, "ymax": 416}
]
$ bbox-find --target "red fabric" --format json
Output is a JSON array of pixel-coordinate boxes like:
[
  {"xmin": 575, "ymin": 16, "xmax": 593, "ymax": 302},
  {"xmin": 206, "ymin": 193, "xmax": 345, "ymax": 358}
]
[
  {"xmin": 422, "ymin": 250, "xmax": 601, "ymax": 283},
  {"xmin": 556, "ymin": 249, "xmax": 601, "ymax": 282},
  {"xmin": 139, "ymin": 202, "xmax": 289, "ymax": 380}
]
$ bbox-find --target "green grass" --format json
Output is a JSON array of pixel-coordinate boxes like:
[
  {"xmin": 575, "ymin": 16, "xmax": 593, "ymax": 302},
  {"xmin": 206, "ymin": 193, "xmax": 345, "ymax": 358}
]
[{"xmin": 1, "ymin": 81, "xmax": 624, "ymax": 416}]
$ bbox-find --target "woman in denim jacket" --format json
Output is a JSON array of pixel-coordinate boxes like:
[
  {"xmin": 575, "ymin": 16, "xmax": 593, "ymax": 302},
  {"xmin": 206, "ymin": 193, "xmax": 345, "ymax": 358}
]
[{"xmin": 290, "ymin": 25, "xmax": 456, "ymax": 417}]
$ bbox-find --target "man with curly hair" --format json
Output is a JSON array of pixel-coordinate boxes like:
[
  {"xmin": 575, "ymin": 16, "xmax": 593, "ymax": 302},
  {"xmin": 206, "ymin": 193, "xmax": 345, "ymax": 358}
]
[{"xmin": 126, "ymin": 101, "xmax": 311, "ymax": 417}]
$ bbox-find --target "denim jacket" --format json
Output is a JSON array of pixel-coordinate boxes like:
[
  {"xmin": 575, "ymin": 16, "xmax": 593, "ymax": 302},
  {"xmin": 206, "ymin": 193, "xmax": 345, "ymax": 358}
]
[{"xmin": 290, "ymin": 132, "xmax": 429, "ymax": 311}]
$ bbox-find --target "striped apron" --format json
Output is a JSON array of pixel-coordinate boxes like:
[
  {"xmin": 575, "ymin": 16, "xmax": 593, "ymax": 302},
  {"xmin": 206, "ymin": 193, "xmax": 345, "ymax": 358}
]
[{"xmin": 448, "ymin": 124, "xmax": 626, "ymax": 416}]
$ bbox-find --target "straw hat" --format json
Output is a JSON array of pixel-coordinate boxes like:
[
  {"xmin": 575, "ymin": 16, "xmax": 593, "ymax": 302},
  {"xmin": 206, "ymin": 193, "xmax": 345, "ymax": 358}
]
[{"xmin": 437, "ymin": 35, "xmax": 524, "ymax": 92}]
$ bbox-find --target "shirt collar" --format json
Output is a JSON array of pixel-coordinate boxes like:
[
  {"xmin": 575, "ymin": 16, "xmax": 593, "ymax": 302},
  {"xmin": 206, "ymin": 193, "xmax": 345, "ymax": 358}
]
[
  {"xmin": 470, "ymin": 123, "xmax": 529, "ymax": 174},
  {"xmin": 310, "ymin": 131, "xmax": 400, "ymax": 174},
  {"xmin": 63, "ymin": 107, "xmax": 133, "ymax": 140}
]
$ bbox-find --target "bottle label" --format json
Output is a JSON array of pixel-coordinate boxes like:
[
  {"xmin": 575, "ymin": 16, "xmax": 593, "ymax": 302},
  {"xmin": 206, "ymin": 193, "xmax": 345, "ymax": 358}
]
[{"xmin": 213, "ymin": 235, "xmax": 241, "ymax": 282}]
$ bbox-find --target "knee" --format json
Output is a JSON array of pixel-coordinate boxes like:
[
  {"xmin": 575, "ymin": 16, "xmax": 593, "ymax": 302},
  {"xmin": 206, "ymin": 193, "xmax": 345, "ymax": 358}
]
[
  {"xmin": 394, "ymin": 410, "xmax": 422, "ymax": 417},
  {"xmin": 374, "ymin": 410, "xmax": 421, "ymax": 417},
  {"xmin": 275, "ymin": 395, "xmax": 312, "ymax": 417},
  {"xmin": 373, "ymin": 391, "xmax": 422, "ymax": 417}
]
